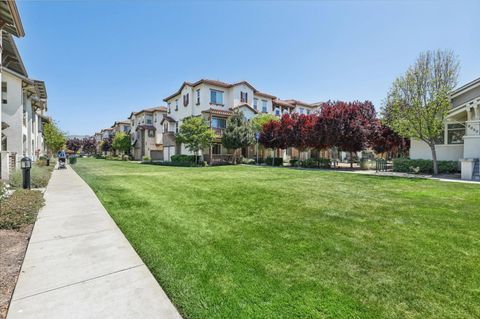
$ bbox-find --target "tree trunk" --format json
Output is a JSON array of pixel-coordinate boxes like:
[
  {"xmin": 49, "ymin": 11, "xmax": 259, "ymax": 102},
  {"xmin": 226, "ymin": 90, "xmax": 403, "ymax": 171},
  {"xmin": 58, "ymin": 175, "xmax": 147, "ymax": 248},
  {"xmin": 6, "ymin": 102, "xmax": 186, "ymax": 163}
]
[
  {"xmin": 350, "ymin": 151, "xmax": 353, "ymax": 168},
  {"xmin": 429, "ymin": 143, "xmax": 438, "ymax": 175}
]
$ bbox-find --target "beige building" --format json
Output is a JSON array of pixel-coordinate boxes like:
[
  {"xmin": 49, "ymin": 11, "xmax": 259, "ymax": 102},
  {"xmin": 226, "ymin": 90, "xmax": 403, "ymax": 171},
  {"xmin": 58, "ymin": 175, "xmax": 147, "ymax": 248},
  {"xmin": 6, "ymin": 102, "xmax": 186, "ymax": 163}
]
[
  {"xmin": 162, "ymin": 79, "xmax": 317, "ymax": 163},
  {"xmin": 129, "ymin": 107, "xmax": 167, "ymax": 160},
  {"xmin": 410, "ymin": 77, "xmax": 480, "ymax": 180},
  {"xmin": 1, "ymin": 1, "xmax": 49, "ymax": 180}
]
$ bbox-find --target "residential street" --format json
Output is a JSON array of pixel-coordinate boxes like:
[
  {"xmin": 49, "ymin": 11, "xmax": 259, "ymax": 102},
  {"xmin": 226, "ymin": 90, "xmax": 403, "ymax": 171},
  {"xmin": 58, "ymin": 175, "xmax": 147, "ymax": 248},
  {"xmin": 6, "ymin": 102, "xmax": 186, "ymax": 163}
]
[{"xmin": 6, "ymin": 166, "xmax": 181, "ymax": 319}]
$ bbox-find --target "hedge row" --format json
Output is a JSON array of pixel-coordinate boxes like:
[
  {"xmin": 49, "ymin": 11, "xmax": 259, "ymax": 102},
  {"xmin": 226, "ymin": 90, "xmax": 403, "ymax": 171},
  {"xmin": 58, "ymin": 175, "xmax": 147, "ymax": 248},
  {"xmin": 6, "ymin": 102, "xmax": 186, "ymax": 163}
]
[
  {"xmin": 393, "ymin": 158, "xmax": 459, "ymax": 174},
  {"xmin": 290, "ymin": 158, "xmax": 331, "ymax": 168}
]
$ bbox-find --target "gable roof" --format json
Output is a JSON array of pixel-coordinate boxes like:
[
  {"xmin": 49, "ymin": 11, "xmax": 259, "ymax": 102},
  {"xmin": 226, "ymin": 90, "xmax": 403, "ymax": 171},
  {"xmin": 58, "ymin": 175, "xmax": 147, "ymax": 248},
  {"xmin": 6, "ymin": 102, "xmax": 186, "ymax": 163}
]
[
  {"xmin": 163, "ymin": 79, "xmax": 276, "ymax": 101},
  {"xmin": 231, "ymin": 103, "xmax": 258, "ymax": 114},
  {"xmin": 0, "ymin": 0, "xmax": 24, "ymax": 37},
  {"xmin": 282, "ymin": 99, "xmax": 315, "ymax": 107},
  {"xmin": 2, "ymin": 31, "xmax": 27, "ymax": 77},
  {"xmin": 128, "ymin": 106, "xmax": 167, "ymax": 119}
]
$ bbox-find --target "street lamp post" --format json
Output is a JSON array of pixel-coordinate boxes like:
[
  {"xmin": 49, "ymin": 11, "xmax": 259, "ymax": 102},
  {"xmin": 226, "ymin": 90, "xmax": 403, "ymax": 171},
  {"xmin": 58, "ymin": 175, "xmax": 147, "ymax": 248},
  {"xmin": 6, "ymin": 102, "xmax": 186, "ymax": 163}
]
[{"xmin": 20, "ymin": 157, "xmax": 32, "ymax": 189}]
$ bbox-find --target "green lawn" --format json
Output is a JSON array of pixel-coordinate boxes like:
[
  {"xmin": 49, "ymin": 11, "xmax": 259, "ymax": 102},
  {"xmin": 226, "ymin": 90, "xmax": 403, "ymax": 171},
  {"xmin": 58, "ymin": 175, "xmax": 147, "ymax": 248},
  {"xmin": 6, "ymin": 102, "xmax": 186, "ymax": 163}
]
[{"xmin": 73, "ymin": 158, "xmax": 480, "ymax": 319}]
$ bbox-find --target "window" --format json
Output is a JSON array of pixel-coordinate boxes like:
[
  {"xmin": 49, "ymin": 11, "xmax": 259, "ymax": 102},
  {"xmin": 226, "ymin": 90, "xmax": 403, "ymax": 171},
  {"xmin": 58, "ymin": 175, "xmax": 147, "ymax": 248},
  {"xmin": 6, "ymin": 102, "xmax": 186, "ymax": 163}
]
[
  {"xmin": 275, "ymin": 108, "xmax": 280, "ymax": 116},
  {"xmin": 148, "ymin": 129, "xmax": 155, "ymax": 137},
  {"xmin": 240, "ymin": 91, "xmax": 248, "ymax": 103},
  {"xmin": 306, "ymin": 109, "xmax": 311, "ymax": 115},
  {"xmin": 212, "ymin": 144, "xmax": 221, "ymax": 155},
  {"xmin": 261, "ymin": 100, "xmax": 267, "ymax": 113},
  {"xmin": 146, "ymin": 115, "xmax": 153, "ymax": 124},
  {"xmin": 196, "ymin": 89, "xmax": 200, "ymax": 105},
  {"xmin": 447, "ymin": 123, "xmax": 465, "ymax": 144},
  {"xmin": 300, "ymin": 108, "xmax": 305, "ymax": 114},
  {"xmin": 253, "ymin": 98, "xmax": 258, "ymax": 110},
  {"xmin": 2, "ymin": 82, "xmax": 7, "ymax": 104},
  {"xmin": 175, "ymin": 121, "xmax": 179, "ymax": 134},
  {"xmin": 183, "ymin": 93, "xmax": 189, "ymax": 107},
  {"xmin": 164, "ymin": 122, "xmax": 169, "ymax": 133},
  {"xmin": 210, "ymin": 90, "xmax": 224, "ymax": 104},
  {"xmin": 175, "ymin": 99, "xmax": 179, "ymax": 111},
  {"xmin": 211, "ymin": 117, "xmax": 226, "ymax": 129}
]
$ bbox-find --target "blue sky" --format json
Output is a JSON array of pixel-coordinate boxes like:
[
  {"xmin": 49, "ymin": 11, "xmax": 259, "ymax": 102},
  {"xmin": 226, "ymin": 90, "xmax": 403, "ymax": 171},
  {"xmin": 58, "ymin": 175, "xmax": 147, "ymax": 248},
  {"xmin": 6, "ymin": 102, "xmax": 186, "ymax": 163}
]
[{"xmin": 16, "ymin": 0, "xmax": 480, "ymax": 135}]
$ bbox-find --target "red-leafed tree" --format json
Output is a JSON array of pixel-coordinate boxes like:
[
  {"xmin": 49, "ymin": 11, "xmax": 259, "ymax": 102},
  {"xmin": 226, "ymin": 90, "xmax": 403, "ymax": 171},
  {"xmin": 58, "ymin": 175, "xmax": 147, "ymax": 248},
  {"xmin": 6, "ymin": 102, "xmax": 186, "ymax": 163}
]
[
  {"xmin": 82, "ymin": 137, "xmax": 97, "ymax": 155},
  {"xmin": 66, "ymin": 138, "xmax": 82, "ymax": 154},
  {"xmin": 337, "ymin": 101, "xmax": 377, "ymax": 167},
  {"xmin": 316, "ymin": 101, "xmax": 376, "ymax": 168},
  {"xmin": 280, "ymin": 113, "xmax": 316, "ymax": 163},
  {"xmin": 370, "ymin": 121, "xmax": 409, "ymax": 158},
  {"xmin": 259, "ymin": 119, "xmax": 284, "ymax": 165}
]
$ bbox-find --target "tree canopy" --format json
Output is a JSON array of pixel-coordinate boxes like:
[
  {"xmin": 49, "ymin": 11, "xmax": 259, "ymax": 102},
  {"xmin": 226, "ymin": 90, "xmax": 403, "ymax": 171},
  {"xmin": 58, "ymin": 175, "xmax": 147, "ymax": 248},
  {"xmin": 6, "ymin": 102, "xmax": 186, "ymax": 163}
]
[
  {"xmin": 43, "ymin": 122, "xmax": 66, "ymax": 154},
  {"xmin": 382, "ymin": 49, "xmax": 459, "ymax": 174},
  {"xmin": 221, "ymin": 111, "xmax": 255, "ymax": 150},
  {"xmin": 112, "ymin": 132, "xmax": 131, "ymax": 154},
  {"xmin": 176, "ymin": 116, "xmax": 216, "ymax": 160}
]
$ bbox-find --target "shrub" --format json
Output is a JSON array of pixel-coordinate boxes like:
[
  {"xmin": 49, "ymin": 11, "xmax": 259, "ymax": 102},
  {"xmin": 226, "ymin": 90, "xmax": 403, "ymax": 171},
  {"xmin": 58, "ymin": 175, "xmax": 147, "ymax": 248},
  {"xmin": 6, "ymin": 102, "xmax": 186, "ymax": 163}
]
[
  {"xmin": 265, "ymin": 157, "xmax": 283, "ymax": 166},
  {"xmin": 122, "ymin": 155, "xmax": 130, "ymax": 161},
  {"xmin": 95, "ymin": 154, "xmax": 106, "ymax": 159},
  {"xmin": 393, "ymin": 158, "xmax": 460, "ymax": 174},
  {"xmin": 290, "ymin": 159, "xmax": 299, "ymax": 166},
  {"xmin": 0, "ymin": 190, "xmax": 44, "ymax": 230},
  {"xmin": 142, "ymin": 156, "xmax": 151, "ymax": 161},
  {"xmin": 36, "ymin": 159, "xmax": 47, "ymax": 167},
  {"xmin": 0, "ymin": 181, "xmax": 6, "ymax": 200},
  {"xmin": 69, "ymin": 157, "xmax": 77, "ymax": 165},
  {"xmin": 299, "ymin": 158, "xmax": 331, "ymax": 169},
  {"xmin": 171, "ymin": 154, "xmax": 201, "ymax": 163},
  {"xmin": 9, "ymin": 165, "xmax": 52, "ymax": 188}
]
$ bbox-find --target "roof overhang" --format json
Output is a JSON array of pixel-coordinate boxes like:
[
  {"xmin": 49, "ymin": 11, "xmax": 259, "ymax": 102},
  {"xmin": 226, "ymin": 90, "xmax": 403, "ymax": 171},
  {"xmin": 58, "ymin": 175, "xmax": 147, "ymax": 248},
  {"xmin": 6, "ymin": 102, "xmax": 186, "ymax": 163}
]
[
  {"xmin": 2, "ymin": 31, "xmax": 27, "ymax": 77},
  {"xmin": 450, "ymin": 77, "xmax": 480, "ymax": 99},
  {"xmin": 33, "ymin": 80, "xmax": 47, "ymax": 99},
  {"xmin": 0, "ymin": 0, "xmax": 25, "ymax": 37}
]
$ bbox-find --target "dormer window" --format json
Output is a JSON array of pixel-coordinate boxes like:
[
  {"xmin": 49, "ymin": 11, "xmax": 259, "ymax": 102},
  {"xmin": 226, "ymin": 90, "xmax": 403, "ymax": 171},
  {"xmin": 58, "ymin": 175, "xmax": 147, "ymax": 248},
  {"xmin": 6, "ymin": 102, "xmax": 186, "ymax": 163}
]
[{"xmin": 240, "ymin": 91, "xmax": 248, "ymax": 103}]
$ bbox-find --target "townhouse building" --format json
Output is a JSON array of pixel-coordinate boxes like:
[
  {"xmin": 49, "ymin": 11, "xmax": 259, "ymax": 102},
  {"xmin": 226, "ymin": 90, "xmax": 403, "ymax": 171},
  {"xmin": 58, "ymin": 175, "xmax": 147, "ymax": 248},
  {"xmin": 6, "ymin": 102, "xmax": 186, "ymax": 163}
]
[
  {"xmin": 410, "ymin": 76, "xmax": 480, "ymax": 180},
  {"xmin": 129, "ymin": 107, "xmax": 167, "ymax": 160},
  {"xmin": 1, "ymin": 3, "xmax": 49, "ymax": 179},
  {"xmin": 111, "ymin": 120, "xmax": 130, "ymax": 134},
  {"xmin": 162, "ymin": 79, "xmax": 317, "ymax": 163}
]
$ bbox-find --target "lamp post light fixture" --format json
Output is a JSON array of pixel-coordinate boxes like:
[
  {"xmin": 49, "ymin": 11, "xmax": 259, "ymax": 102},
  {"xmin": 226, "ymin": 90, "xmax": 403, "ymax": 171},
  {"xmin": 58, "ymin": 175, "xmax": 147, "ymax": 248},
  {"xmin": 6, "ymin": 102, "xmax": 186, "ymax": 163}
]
[{"xmin": 20, "ymin": 157, "xmax": 32, "ymax": 189}]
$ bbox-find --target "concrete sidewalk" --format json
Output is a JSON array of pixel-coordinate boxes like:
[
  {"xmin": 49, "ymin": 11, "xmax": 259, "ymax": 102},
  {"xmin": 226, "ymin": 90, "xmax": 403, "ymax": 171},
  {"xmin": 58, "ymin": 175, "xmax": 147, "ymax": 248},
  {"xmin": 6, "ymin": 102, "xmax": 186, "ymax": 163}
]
[{"xmin": 7, "ymin": 166, "xmax": 182, "ymax": 319}]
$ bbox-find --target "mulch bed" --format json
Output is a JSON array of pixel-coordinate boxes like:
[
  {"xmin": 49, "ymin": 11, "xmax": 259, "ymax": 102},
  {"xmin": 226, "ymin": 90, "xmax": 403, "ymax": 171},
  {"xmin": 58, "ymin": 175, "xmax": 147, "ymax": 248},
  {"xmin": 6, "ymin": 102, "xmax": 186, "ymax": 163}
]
[{"xmin": 0, "ymin": 225, "xmax": 33, "ymax": 319}]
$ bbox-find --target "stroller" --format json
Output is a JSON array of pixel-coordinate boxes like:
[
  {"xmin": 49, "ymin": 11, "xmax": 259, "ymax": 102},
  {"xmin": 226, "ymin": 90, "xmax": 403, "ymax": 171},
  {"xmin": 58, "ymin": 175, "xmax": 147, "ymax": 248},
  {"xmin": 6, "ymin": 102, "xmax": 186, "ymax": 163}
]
[{"xmin": 58, "ymin": 150, "xmax": 67, "ymax": 169}]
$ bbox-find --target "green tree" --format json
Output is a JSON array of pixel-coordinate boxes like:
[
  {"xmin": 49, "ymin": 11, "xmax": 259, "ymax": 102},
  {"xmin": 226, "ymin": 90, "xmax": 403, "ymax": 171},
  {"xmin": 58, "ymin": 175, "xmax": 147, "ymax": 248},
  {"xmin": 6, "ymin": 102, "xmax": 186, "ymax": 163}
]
[
  {"xmin": 43, "ymin": 122, "xmax": 66, "ymax": 155},
  {"xmin": 221, "ymin": 111, "xmax": 256, "ymax": 164},
  {"xmin": 112, "ymin": 132, "xmax": 131, "ymax": 155},
  {"xmin": 382, "ymin": 49, "xmax": 459, "ymax": 175},
  {"xmin": 176, "ymin": 116, "xmax": 216, "ymax": 163},
  {"xmin": 251, "ymin": 113, "xmax": 278, "ymax": 132}
]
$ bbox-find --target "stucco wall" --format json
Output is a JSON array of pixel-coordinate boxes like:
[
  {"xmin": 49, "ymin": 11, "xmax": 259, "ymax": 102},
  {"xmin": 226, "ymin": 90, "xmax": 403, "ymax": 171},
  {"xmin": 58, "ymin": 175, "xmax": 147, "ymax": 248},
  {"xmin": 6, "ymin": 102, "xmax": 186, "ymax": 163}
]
[
  {"xmin": 410, "ymin": 139, "xmax": 464, "ymax": 161},
  {"xmin": 463, "ymin": 136, "xmax": 480, "ymax": 158},
  {"xmin": 2, "ymin": 72, "xmax": 24, "ymax": 156}
]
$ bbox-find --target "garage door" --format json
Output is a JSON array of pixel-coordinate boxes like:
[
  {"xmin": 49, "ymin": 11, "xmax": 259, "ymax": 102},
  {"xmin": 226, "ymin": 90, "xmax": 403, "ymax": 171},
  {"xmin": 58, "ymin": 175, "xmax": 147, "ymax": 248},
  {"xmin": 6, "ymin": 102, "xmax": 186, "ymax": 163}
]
[{"xmin": 150, "ymin": 150, "xmax": 163, "ymax": 161}]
